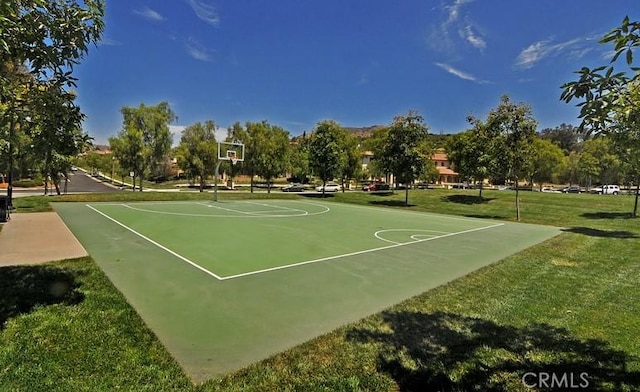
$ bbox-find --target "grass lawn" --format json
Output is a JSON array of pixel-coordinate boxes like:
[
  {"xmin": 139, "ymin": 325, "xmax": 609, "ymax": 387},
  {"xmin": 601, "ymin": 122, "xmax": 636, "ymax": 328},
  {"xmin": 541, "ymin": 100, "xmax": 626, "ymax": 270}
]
[{"xmin": 2, "ymin": 189, "xmax": 640, "ymax": 391}]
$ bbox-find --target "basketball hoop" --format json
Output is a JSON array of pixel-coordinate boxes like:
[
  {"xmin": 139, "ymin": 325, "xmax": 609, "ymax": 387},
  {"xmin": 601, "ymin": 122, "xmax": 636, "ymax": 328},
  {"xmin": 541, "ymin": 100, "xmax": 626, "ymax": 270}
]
[{"xmin": 228, "ymin": 151, "xmax": 238, "ymax": 165}]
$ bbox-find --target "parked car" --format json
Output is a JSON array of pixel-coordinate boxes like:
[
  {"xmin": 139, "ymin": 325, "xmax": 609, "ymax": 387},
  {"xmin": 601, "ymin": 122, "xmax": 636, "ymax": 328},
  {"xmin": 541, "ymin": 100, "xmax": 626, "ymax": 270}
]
[
  {"xmin": 316, "ymin": 182, "xmax": 341, "ymax": 192},
  {"xmin": 590, "ymin": 184, "xmax": 620, "ymax": 195},
  {"xmin": 561, "ymin": 185, "xmax": 582, "ymax": 194},
  {"xmin": 363, "ymin": 183, "xmax": 390, "ymax": 191},
  {"xmin": 281, "ymin": 183, "xmax": 306, "ymax": 192},
  {"xmin": 540, "ymin": 187, "xmax": 560, "ymax": 193}
]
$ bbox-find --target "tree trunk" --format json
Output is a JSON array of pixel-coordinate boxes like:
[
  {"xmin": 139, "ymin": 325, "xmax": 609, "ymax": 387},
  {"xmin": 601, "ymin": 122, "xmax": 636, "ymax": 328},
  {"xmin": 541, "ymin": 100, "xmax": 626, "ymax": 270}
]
[
  {"xmin": 478, "ymin": 182, "xmax": 483, "ymax": 198},
  {"xmin": 404, "ymin": 187, "xmax": 409, "ymax": 206},
  {"xmin": 199, "ymin": 175, "xmax": 204, "ymax": 192}
]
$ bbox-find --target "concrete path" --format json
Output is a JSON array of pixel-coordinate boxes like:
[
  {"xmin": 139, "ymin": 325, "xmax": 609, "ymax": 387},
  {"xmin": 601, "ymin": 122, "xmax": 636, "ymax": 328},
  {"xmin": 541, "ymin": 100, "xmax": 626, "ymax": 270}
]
[{"xmin": 0, "ymin": 212, "xmax": 87, "ymax": 266}]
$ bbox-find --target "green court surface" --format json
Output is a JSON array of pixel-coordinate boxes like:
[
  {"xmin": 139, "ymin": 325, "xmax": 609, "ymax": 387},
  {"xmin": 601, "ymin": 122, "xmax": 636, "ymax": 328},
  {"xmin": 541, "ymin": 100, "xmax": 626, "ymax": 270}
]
[{"xmin": 54, "ymin": 199, "xmax": 560, "ymax": 382}]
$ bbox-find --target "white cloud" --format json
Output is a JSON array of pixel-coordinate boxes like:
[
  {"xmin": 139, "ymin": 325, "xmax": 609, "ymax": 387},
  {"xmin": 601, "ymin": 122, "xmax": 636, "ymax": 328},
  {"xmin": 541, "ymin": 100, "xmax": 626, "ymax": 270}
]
[
  {"xmin": 185, "ymin": 0, "xmax": 220, "ymax": 26},
  {"xmin": 186, "ymin": 39, "xmax": 214, "ymax": 62},
  {"xmin": 514, "ymin": 37, "xmax": 589, "ymax": 69},
  {"xmin": 98, "ymin": 37, "xmax": 120, "ymax": 46},
  {"xmin": 434, "ymin": 62, "xmax": 489, "ymax": 84},
  {"xmin": 461, "ymin": 24, "xmax": 485, "ymax": 50},
  {"xmin": 445, "ymin": 0, "xmax": 473, "ymax": 24},
  {"xmin": 429, "ymin": 0, "xmax": 485, "ymax": 55},
  {"xmin": 133, "ymin": 7, "xmax": 165, "ymax": 22}
]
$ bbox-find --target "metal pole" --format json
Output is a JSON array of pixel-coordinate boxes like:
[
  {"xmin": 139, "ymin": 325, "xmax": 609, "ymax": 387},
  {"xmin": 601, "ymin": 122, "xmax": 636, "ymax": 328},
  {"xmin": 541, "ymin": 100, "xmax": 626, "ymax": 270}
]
[{"xmin": 214, "ymin": 160, "xmax": 222, "ymax": 202}]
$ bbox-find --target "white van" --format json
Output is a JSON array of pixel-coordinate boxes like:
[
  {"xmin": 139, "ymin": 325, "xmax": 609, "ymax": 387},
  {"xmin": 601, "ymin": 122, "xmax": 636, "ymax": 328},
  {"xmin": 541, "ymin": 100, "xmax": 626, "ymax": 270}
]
[{"xmin": 591, "ymin": 185, "xmax": 620, "ymax": 195}]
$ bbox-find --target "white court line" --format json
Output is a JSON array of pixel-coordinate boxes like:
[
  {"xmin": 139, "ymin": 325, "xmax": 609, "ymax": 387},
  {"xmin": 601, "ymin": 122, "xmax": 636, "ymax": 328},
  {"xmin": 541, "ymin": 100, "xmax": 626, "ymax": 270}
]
[
  {"xmin": 114, "ymin": 200, "xmax": 330, "ymax": 218},
  {"xmin": 374, "ymin": 228, "xmax": 450, "ymax": 245},
  {"xmin": 219, "ymin": 222, "xmax": 505, "ymax": 281},
  {"xmin": 86, "ymin": 204, "xmax": 224, "ymax": 281}
]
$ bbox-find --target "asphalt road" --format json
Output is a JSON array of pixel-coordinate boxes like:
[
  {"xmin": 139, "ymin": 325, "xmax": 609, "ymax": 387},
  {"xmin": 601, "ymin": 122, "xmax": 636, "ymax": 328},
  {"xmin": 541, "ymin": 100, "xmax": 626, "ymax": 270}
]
[{"xmin": 10, "ymin": 171, "xmax": 121, "ymax": 198}]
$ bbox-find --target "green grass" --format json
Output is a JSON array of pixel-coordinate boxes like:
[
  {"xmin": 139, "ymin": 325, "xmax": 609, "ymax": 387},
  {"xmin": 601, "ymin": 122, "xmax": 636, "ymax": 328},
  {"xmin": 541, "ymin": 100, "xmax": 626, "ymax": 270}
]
[{"xmin": 2, "ymin": 189, "xmax": 640, "ymax": 391}]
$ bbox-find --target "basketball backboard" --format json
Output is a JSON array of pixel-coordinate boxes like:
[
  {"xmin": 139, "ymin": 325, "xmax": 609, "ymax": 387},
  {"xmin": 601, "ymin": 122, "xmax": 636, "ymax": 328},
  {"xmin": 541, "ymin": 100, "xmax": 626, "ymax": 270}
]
[{"xmin": 218, "ymin": 142, "xmax": 245, "ymax": 162}]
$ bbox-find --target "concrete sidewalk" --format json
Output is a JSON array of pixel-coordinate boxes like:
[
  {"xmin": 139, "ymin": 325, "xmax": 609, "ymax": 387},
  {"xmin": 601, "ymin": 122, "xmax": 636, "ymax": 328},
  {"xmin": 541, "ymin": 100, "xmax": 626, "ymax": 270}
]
[{"xmin": 0, "ymin": 212, "xmax": 87, "ymax": 266}]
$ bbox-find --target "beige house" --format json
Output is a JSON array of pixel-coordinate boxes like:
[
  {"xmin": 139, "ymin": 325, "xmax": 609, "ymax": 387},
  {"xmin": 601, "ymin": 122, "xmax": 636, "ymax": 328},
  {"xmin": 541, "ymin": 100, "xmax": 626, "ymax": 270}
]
[
  {"xmin": 432, "ymin": 150, "xmax": 459, "ymax": 185},
  {"xmin": 360, "ymin": 148, "xmax": 459, "ymax": 186}
]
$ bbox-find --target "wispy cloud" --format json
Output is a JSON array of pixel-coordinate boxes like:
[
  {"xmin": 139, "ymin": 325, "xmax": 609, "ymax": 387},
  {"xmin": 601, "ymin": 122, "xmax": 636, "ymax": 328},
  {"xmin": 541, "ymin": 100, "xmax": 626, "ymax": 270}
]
[
  {"xmin": 434, "ymin": 62, "xmax": 489, "ymax": 84},
  {"xmin": 461, "ymin": 24, "xmax": 485, "ymax": 50},
  {"xmin": 429, "ymin": 0, "xmax": 485, "ymax": 56},
  {"xmin": 514, "ymin": 37, "xmax": 590, "ymax": 69},
  {"xmin": 98, "ymin": 37, "xmax": 120, "ymax": 46},
  {"xmin": 185, "ymin": 0, "xmax": 220, "ymax": 26},
  {"xmin": 186, "ymin": 38, "xmax": 214, "ymax": 62},
  {"xmin": 133, "ymin": 7, "xmax": 165, "ymax": 22}
]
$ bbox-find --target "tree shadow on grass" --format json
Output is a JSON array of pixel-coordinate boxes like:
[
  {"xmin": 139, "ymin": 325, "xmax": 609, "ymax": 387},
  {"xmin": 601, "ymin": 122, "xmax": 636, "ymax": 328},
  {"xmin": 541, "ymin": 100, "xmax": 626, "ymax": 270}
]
[
  {"xmin": 0, "ymin": 265, "xmax": 84, "ymax": 328},
  {"xmin": 562, "ymin": 227, "xmax": 638, "ymax": 239},
  {"xmin": 581, "ymin": 212, "xmax": 636, "ymax": 220},
  {"xmin": 464, "ymin": 214, "xmax": 509, "ymax": 220},
  {"xmin": 369, "ymin": 200, "xmax": 416, "ymax": 208},
  {"xmin": 441, "ymin": 195, "xmax": 496, "ymax": 205},
  {"xmin": 347, "ymin": 311, "xmax": 640, "ymax": 391}
]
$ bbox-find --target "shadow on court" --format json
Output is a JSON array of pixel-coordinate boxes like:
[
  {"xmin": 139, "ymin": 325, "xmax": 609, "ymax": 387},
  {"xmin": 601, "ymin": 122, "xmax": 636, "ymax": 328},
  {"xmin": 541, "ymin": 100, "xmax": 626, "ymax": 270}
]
[
  {"xmin": 0, "ymin": 264, "xmax": 84, "ymax": 328},
  {"xmin": 347, "ymin": 311, "xmax": 640, "ymax": 391}
]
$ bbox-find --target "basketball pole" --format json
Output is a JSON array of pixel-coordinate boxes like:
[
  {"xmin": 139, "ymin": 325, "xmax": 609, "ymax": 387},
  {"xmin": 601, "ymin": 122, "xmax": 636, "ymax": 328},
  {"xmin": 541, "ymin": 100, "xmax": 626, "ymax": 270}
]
[{"xmin": 213, "ymin": 160, "xmax": 223, "ymax": 202}]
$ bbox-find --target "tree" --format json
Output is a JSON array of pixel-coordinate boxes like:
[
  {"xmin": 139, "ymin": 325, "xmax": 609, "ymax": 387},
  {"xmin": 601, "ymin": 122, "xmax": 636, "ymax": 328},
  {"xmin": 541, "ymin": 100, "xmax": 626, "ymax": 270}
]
[
  {"xmin": 254, "ymin": 121, "xmax": 290, "ymax": 193},
  {"xmin": 174, "ymin": 121, "xmax": 218, "ymax": 191},
  {"xmin": 530, "ymin": 137, "xmax": 565, "ymax": 190},
  {"xmin": 364, "ymin": 126, "xmax": 390, "ymax": 182},
  {"xmin": 336, "ymin": 132, "xmax": 362, "ymax": 192},
  {"xmin": 109, "ymin": 127, "xmax": 143, "ymax": 190},
  {"xmin": 1, "ymin": 0, "xmax": 105, "ymax": 204},
  {"xmin": 309, "ymin": 120, "xmax": 345, "ymax": 197},
  {"xmin": 238, "ymin": 121, "xmax": 290, "ymax": 193},
  {"xmin": 485, "ymin": 96, "xmax": 537, "ymax": 221},
  {"xmin": 446, "ymin": 117, "xmax": 498, "ymax": 198},
  {"xmin": 561, "ymin": 15, "xmax": 640, "ymax": 216},
  {"xmin": 119, "ymin": 102, "xmax": 175, "ymax": 191},
  {"xmin": 375, "ymin": 111, "xmax": 432, "ymax": 206},
  {"xmin": 538, "ymin": 123, "xmax": 582, "ymax": 153},
  {"xmin": 288, "ymin": 135, "xmax": 311, "ymax": 184},
  {"xmin": 581, "ymin": 137, "xmax": 621, "ymax": 186}
]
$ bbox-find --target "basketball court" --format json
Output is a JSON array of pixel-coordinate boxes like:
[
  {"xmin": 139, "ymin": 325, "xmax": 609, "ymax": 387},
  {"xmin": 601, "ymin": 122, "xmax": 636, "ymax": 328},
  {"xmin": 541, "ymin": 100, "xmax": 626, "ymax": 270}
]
[{"xmin": 53, "ymin": 198, "xmax": 560, "ymax": 382}]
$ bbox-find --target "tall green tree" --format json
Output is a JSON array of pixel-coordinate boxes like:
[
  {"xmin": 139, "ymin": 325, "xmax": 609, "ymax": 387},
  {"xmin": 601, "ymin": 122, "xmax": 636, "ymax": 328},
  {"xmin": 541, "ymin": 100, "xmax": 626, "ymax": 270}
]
[
  {"xmin": 309, "ymin": 120, "xmax": 345, "ymax": 196},
  {"xmin": 336, "ymin": 131, "xmax": 362, "ymax": 192},
  {"xmin": 288, "ymin": 135, "xmax": 311, "ymax": 184},
  {"xmin": 582, "ymin": 137, "xmax": 621, "ymax": 186},
  {"xmin": 175, "ymin": 121, "xmax": 218, "ymax": 192},
  {"xmin": 485, "ymin": 96, "xmax": 537, "ymax": 221},
  {"xmin": 530, "ymin": 137, "xmax": 565, "ymax": 190},
  {"xmin": 446, "ymin": 117, "xmax": 497, "ymax": 198},
  {"xmin": 109, "ymin": 127, "xmax": 143, "ymax": 190},
  {"xmin": 119, "ymin": 102, "xmax": 175, "ymax": 191},
  {"xmin": 375, "ymin": 111, "xmax": 431, "ymax": 206},
  {"xmin": 538, "ymin": 123, "xmax": 582, "ymax": 153},
  {"xmin": 1, "ymin": 0, "xmax": 104, "ymax": 204},
  {"xmin": 250, "ymin": 121, "xmax": 290, "ymax": 193},
  {"xmin": 561, "ymin": 15, "xmax": 640, "ymax": 216}
]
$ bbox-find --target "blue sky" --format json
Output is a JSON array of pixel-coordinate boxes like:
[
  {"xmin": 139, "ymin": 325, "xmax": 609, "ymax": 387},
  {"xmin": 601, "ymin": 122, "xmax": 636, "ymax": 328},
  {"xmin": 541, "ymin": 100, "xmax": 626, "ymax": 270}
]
[{"xmin": 75, "ymin": 1, "xmax": 639, "ymax": 144}]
